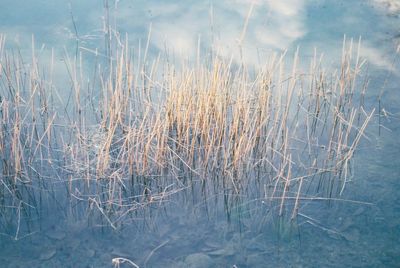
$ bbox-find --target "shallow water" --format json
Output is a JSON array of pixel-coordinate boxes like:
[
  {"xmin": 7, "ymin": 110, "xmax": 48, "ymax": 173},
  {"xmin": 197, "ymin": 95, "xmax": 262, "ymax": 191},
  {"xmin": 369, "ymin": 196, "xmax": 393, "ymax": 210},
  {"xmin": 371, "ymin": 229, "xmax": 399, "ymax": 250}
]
[{"xmin": 0, "ymin": 0, "xmax": 400, "ymax": 267}]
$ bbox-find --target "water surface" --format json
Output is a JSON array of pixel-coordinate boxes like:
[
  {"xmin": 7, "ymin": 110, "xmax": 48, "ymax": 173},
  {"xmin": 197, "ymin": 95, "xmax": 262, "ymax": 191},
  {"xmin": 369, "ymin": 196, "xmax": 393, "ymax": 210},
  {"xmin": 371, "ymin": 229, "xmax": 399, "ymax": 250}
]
[{"xmin": 0, "ymin": 1, "xmax": 399, "ymax": 267}]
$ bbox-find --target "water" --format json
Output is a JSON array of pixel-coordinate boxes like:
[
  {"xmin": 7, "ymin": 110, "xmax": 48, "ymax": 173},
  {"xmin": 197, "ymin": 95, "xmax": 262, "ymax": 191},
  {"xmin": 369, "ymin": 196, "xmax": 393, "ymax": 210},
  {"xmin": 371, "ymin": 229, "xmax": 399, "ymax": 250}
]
[{"xmin": 0, "ymin": 0, "xmax": 399, "ymax": 267}]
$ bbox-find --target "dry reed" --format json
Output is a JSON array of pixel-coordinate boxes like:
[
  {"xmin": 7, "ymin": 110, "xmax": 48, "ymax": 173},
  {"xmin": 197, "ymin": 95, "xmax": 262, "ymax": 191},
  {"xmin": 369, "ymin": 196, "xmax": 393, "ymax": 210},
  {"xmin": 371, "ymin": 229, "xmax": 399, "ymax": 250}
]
[{"xmin": 0, "ymin": 32, "xmax": 374, "ymax": 231}]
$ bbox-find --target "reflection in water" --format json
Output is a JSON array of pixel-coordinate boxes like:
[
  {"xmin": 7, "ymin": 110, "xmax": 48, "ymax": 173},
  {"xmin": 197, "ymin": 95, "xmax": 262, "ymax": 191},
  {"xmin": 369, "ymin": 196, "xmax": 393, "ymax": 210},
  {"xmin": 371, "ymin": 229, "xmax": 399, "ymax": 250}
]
[
  {"xmin": 0, "ymin": 0, "xmax": 398, "ymax": 69},
  {"xmin": 0, "ymin": 0, "xmax": 399, "ymax": 267}
]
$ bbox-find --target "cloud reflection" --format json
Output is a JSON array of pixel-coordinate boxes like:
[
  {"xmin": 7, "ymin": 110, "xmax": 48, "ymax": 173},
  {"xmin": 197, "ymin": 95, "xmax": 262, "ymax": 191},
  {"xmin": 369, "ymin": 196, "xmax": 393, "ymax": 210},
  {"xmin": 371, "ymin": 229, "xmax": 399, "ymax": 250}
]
[{"xmin": 0, "ymin": 0, "xmax": 398, "ymax": 72}]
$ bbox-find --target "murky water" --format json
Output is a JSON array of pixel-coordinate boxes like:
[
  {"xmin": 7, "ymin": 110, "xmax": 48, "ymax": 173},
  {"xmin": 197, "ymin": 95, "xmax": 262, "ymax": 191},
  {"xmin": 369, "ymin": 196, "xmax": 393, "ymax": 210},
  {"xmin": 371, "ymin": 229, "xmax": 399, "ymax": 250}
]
[{"xmin": 0, "ymin": 0, "xmax": 399, "ymax": 267}]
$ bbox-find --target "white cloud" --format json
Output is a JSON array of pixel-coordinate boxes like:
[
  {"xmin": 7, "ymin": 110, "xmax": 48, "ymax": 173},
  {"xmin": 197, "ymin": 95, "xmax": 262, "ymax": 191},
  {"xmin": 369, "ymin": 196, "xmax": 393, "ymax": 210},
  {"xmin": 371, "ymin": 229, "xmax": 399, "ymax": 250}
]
[
  {"xmin": 266, "ymin": 0, "xmax": 304, "ymax": 16},
  {"xmin": 97, "ymin": 0, "xmax": 308, "ymax": 65},
  {"xmin": 372, "ymin": 0, "xmax": 400, "ymax": 14},
  {"xmin": 361, "ymin": 43, "xmax": 398, "ymax": 72},
  {"xmin": 0, "ymin": 0, "xmax": 324, "ymax": 68}
]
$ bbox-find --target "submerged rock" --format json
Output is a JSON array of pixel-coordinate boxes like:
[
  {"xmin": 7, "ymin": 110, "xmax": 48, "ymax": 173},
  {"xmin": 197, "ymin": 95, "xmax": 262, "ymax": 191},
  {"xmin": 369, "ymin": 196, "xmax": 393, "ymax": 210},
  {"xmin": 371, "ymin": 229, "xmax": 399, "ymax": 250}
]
[
  {"xmin": 343, "ymin": 228, "xmax": 361, "ymax": 242},
  {"xmin": 184, "ymin": 253, "xmax": 214, "ymax": 268},
  {"xmin": 208, "ymin": 245, "xmax": 235, "ymax": 257},
  {"xmin": 85, "ymin": 249, "xmax": 96, "ymax": 258},
  {"xmin": 39, "ymin": 248, "xmax": 57, "ymax": 261},
  {"xmin": 46, "ymin": 229, "xmax": 66, "ymax": 241}
]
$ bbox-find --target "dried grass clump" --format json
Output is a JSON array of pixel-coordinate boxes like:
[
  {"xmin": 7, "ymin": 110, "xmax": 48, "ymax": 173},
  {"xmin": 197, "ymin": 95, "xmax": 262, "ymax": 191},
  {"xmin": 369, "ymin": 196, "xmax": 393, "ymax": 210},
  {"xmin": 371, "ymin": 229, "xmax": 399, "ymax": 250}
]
[{"xmin": 0, "ymin": 34, "xmax": 373, "ymax": 231}]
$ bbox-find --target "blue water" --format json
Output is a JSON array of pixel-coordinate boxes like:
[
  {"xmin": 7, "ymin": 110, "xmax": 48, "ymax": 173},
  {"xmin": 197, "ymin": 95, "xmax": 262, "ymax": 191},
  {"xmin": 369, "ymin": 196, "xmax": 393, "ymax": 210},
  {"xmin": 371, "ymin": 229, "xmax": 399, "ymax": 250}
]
[{"xmin": 0, "ymin": 0, "xmax": 399, "ymax": 267}]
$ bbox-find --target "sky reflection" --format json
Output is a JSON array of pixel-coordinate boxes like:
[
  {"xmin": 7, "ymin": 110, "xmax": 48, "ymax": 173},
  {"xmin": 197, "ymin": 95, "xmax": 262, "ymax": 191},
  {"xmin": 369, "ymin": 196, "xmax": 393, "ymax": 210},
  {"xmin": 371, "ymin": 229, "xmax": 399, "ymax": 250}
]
[{"xmin": 0, "ymin": 0, "xmax": 398, "ymax": 71}]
